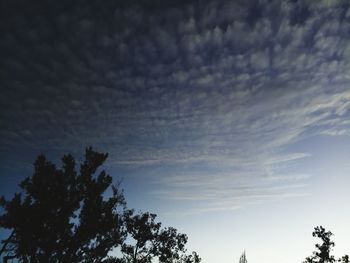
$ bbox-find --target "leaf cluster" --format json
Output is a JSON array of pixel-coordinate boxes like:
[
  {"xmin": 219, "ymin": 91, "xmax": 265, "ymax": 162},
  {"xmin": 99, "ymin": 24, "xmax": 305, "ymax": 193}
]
[
  {"xmin": 304, "ymin": 226, "xmax": 349, "ymax": 263},
  {"xmin": 0, "ymin": 148, "xmax": 200, "ymax": 263}
]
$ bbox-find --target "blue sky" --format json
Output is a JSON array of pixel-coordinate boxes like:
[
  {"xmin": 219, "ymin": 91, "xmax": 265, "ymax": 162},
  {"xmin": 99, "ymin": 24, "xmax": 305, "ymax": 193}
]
[{"xmin": 1, "ymin": 0, "xmax": 350, "ymax": 262}]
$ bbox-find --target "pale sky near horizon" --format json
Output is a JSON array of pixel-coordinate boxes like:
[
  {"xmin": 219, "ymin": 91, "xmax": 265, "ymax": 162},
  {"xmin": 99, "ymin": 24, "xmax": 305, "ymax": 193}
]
[{"xmin": 1, "ymin": 0, "xmax": 350, "ymax": 262}]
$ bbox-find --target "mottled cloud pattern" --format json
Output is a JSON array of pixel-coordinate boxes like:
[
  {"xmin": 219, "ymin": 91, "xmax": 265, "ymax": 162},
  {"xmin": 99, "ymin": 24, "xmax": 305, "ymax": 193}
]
[{"xmin": 1, "ymin": 0, "xmax": 350, "ymax": 212}]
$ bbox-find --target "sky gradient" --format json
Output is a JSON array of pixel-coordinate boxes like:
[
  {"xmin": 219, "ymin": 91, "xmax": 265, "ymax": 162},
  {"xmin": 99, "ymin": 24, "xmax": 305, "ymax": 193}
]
[{"xmin": 1, "ymin": 0, "xmax": 350, "ymax": 262}]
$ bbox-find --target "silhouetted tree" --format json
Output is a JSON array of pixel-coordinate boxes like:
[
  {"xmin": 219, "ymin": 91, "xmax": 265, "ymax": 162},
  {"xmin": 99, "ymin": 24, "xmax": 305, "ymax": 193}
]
[
  {"xmin": 111, "ymin": 210, "xmax": 200, "ymax": 263},
  {"xmin": 0, "ymin": 148, "xmax": 201, "ymax": 263},
  {"xmin": 173, "ymin": 251, "xmax": 201, "ymax": 263},
  {"xmin": 304, "ymin": 226, "xmax": 349, "ymax": 263},
  {"xmin": 0, "ymin": 148, "xmax": 126, "ymax": 263},
  {"xmin": 339, "ymin": 255, "xmax": 350, "ymax": 263},
  {"xmin": 239, "ymin": 251, "xmax": 247, "ymax": 263},
  {"xmin": 304, "ymin": 226, "xmax": 336, "ymax": 263}
]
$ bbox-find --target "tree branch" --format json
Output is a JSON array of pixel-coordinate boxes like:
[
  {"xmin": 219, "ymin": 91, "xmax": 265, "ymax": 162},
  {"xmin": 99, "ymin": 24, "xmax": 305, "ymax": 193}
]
[
  {"xmin": 0, "ymin": 230, "xmax": 15, "ymax": 256},
  {"xmin": 3, "ymin": 255, "xmax": 17, "ymax": 263}
]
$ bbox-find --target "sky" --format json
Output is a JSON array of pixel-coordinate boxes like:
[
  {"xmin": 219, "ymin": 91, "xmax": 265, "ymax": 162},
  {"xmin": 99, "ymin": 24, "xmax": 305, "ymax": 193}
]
[{"xmin": 1, "ymin": 0, "xmax": 350, "ymax": 262}]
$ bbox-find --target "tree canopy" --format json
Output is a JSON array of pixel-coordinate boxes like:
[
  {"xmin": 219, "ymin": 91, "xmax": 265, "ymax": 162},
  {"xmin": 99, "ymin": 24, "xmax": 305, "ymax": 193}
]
[
  {"xmin": 239, "ymin": 251, "xmax": 247, "ymax": 263},
  {"xmin": 304, "ymin": 226, "xmax": 349, "ymax": 263},
  {"xmin": 0, "ymin": 148, "xmax": 200, "ymax": 263}
]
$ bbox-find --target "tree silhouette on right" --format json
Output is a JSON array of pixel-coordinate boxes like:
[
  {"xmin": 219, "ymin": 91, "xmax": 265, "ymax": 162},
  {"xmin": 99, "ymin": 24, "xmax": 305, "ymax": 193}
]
[
  {"xmin": 339, "ymin": 256, "xmax": 350, "ymax": 263},
  {"xmin": 304, "ymin": 226, "xmax": 349, "ymax": 263}
]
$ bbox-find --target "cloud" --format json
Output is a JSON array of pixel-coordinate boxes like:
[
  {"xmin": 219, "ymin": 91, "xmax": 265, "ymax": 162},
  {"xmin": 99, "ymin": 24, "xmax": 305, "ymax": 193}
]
[{"xmin": 1, "ymin": 0, "xmax": 350, "ymax": 212}]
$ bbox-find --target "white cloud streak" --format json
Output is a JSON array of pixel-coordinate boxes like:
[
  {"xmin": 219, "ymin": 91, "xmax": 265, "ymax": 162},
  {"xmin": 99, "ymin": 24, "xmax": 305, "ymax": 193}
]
[{"xmin": 1, "ymin": 0, "xmax": 350, "ymax": 212}]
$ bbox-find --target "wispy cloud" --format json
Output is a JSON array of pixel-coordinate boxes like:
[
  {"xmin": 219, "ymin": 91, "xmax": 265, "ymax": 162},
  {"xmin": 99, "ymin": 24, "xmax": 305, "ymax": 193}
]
[{"xmin": 1, "ymin": 0, "xmax": 350, "ymax": 211}]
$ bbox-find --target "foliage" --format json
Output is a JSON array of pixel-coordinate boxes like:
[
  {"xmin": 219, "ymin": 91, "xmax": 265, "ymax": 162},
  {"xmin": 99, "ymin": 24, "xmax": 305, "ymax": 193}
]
[
  {"xmin": 110, "ymin": 210, "xmax": 199, "ymax": 263},
  {"xmin": 339, "ymin": 255, "xmax": 350, "ymax": 263},
  {"xmin": 239, "ymin": 251, "xmax": 247, "ymax": 263},
  {"xmin": 174, "ymin": 251, "xmax": 201, "ymax": 263},
  {"xmin": 304, "ymin": 226, "xmax": 349, "ymax": 263},
  {"xmin": 0, "ymin": 148, "xmax": 126, "ymax": 263},
  {"xmin": 304, "ymin": 226, "xmax": 336, "ymax": 263},
  {"xmin": 0, "ymin": 148, "xmax": 200, "ymax": 263}
]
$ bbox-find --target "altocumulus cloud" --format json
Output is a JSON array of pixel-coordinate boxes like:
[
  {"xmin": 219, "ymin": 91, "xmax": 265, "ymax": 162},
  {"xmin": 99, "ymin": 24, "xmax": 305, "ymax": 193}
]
[{"xmin": 1, "ymin": 0, "xmax": 350, "ymax": 212}]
